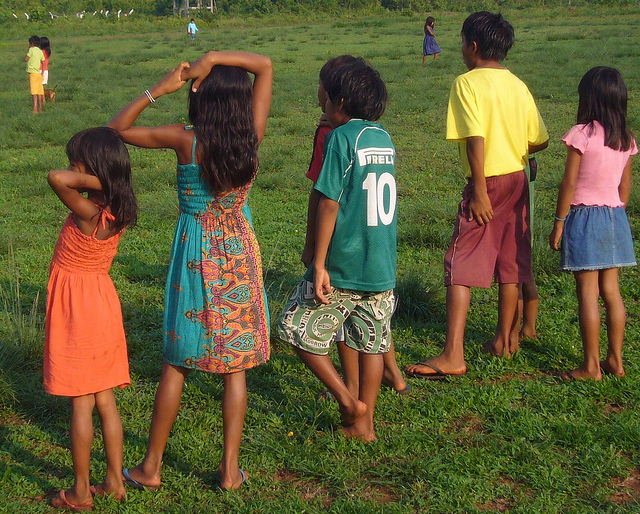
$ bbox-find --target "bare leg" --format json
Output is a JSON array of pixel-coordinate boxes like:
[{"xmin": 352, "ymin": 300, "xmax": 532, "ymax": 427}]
[
  {"xmin": 65, "ymin": 395, "xmax": 96, "ymax": 506},
  {"xmin": 337, "ymin": 341, "xmax": 360, "ymax": 397},
  {"xmin": 598, "ymin": 268, "xmax": 626, "ymax": 377},
  {"xmin": 32, "ymin": 94, "xmax": 39, "ymax": 113},
  {"xmin": 343, "ymin": 353, "xmax": 383, "ymax": 442},
  {"xmin": 406, "ymin": 285, "xmax": 469, "ymax": 375},
  {"xmin": 520, "ymin": 279, "xmax": 539, "ymax": 340},
  {"xmin": 381, "ymin": 337, "xmax": 408, "ymax": 392},
  {"xmin": 294, "ymin": 347, "xmax": 366, "ymax": 426},
  {"xmin": 94, "ymin": 389, "xmax": 126, "ymax": 500},
  {"xmin": 218, "ymin": 371, "xmax": 248, "ymax": 490},
  {"xmin": 483, "ymin": 283, "xmax": 519, "ymax": 358},
  {"xmin": 508, "ymin": 284, "xmax": 524, "ymax": 353},
  {"xmin": 567, "ymin": 270, "xmax": 602, "ymax": 380},
  {"xmin": 434, "ymin": 53, "xmax": 439, "ymax": 61},
  {"xmin": 422, "ymin": 55, "xmax": 427, "ymax": 65},
  {"xmin": 125, "ymin": 361, "xmax": 190, "ymax": 487}
]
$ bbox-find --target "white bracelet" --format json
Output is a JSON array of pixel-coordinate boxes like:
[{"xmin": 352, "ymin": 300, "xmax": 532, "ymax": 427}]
[{"xmin": 144, "ymin": 89, "xmax": 155, "ymax": 103}]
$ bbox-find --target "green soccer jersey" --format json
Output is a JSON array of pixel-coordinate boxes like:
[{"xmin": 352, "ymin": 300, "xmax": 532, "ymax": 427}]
[{"xmin": 306, "ymin": 119, "xmax": 397, "ymax": 292}]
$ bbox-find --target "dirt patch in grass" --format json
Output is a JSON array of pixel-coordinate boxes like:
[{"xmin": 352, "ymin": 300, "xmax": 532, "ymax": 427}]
[
  {"xmin": 610, "ymin": 468, "xmax": 640, "ymax": 505},
  {"xmin": 274, "ymin": 468, "xmax": 333, "ymax": 507},
  {"xmin": 445, "ymin": 414, "xmax": 486, "ymax": 434},
  {"xmin": 475, "ymin": 497, "xmax": 513, "ymax": 512},
  {"xmin": 601, "ymin": 403, "xmax": 624, "ymax": 416},
  {"xmin": 358, "ymin": 483, "xmax": 399, "ymax": 504}
]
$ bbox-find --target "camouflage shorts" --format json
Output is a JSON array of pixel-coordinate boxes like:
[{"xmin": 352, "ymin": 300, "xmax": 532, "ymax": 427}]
[{"xmin": 277, "ymin": 280, "xmax": 395, "ymax": 355}]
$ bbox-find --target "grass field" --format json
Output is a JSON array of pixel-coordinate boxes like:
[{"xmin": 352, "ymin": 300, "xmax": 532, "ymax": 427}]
[{"xmin": 1, "ymin": 7, "xmax": 640, "ymax": 512}]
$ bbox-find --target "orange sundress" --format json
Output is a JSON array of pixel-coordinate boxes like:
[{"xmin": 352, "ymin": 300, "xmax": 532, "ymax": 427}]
[{"xmin": 44, "ymin": 212, "xmax": 130, "ymax": 397}]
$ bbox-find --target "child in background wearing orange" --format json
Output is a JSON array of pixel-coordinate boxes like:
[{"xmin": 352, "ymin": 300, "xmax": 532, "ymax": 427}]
[{"xmin": 46, "ymin": 127, "xmax": 137, "ymax": 510}]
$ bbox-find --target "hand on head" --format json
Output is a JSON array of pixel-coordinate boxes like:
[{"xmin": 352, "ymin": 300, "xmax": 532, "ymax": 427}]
[{"xmin": 155, "ymin": 62, "xmax": 190, "ymax": 97}]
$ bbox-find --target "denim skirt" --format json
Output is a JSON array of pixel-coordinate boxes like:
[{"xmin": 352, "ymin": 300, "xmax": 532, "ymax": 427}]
[{"xmin": 561, "ymin": 205, "xmax": 636, "ymax": 271}]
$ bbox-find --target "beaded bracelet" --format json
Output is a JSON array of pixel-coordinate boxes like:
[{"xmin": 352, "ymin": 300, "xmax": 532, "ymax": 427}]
[
  {"xmin": 554, "ymin": 215, "xmax": 567, "ymax": 222},
  {"xmin": 144, "ymin": 89, "xmax": 156, "ymax": 103}
]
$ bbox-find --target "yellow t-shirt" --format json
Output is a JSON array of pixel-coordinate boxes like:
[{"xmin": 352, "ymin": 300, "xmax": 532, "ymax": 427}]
[
  {"xmin": 26, "ymin": 46, "xmax": 45, "ymax": 74},
  {"xmin": 446, "ymin": 68, "xmax": 548, "ymax": 178}
]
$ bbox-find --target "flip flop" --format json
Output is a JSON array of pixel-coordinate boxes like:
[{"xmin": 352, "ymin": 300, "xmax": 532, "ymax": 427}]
[
  {"xmin": 122, "ymin": 468, "xmax": 160, "ymax": 492},
  {"xmin": 51, "ymin": 490, "xmax": 94, "ymax": 512},
  {"xmin": 406, "ymin": 362, "xmax": 466, "ymax": 380},
  {"xmin": 218, "ymin": 469, "xmax": 247, "ymax": 491},
  {"xmin": 316, "ymin": 390, "xmax": 335, "ymax": 401},
  {"xmin": 559, "ymin": 370, "xmax": 578, "ymax": 381}
]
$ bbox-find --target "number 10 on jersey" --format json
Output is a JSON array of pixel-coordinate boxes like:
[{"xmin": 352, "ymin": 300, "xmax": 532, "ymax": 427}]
[{"xmin": 362, "ymin": 172, "xmax": 396, "ymax": 227}]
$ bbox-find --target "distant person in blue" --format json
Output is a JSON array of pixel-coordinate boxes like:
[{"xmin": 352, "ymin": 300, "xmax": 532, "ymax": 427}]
[
  {"xmin": 187, "ymin": 18, "xmax": 199, "ymax": 42},
  {"xmin": 422, "ymin": 16, "xmax": 441, "ymax": 64}
]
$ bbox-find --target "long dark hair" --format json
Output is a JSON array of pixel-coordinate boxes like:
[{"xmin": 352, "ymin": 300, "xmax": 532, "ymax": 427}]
[
  {"xmin": 577, "ymin": 66, "xmax": 633, "ymax": 152},
  {"xmin": 188, "ymin": 66, "xmax": 258, "ymax": 193},
  {"xmin": 40, "ymin": 36, "xmax": 51, "ymax": 57},
  {"xmin": 66, "ymin": 127, "xmax": 137, "ymax": 231}
]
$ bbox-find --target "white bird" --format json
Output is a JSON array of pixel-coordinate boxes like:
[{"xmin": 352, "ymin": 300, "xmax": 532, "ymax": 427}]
[
  {"xmin": 24, "ymin": 12, "xmax": 29, "ymax": 19},
  {"xmin": 12, "ymin": 13, "xmax": 17, "ymax": 18},
  {"xmin": 129, "ymin": 9, "xmax": 134, "ymax": 14},
  {"xmin": 105, "ymin": 10, "xmax": 109, "ymax": 15}
]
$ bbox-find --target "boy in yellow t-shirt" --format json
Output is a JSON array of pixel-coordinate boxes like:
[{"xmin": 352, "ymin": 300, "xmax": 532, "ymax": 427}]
[
  {"xmin": 25, "ymin": 35, "xmax": 45, "ymax": 113},
  {"xmin": 407, "ymin": 12, "xmax": 549, "ymax": 379}
]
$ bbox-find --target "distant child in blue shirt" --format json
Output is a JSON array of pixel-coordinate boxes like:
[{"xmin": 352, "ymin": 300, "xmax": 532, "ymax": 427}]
[{"xmin": 187, "ymin": 19, "xmax": 199, "ymax": 41}]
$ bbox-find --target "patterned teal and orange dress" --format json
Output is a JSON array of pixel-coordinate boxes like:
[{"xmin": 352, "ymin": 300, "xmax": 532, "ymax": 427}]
[{"xmin": 163, "ymin": 129, "xmax": 270, "ymax": 373}]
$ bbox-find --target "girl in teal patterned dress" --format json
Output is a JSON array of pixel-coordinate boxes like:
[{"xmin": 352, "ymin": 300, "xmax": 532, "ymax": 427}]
[{"xmin": 109, "ymin": 51, "xmax": 272, "ymax": 491}]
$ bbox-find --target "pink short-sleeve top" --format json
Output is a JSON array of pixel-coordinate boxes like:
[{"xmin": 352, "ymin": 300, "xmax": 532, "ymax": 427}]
[{"xmin": 562, "ymin": 121, "xmax": 637, "ymax": 207}]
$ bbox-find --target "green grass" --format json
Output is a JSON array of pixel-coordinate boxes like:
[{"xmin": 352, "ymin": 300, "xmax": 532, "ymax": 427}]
[{"xmin": 1, "ymin": 7, "xmax": 640, "ymax": 512}]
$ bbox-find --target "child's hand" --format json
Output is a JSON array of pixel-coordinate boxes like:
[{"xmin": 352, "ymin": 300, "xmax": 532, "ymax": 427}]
[
  {"xmin": 313, "ymin": 268, "xmax": 332, "ymax": 305},
  {"xmin": 181, "ymin": 52, "xmax": 216, "ymax": 92},
  {"xmin": 468, "ymin": 191, "xmax": 493, "ymax": 226},
  {"xmin": 154, "ymin": 63, "xmax": 189, "ymax": 97},
  {"xmin": 548, "ymin": 223, "xmax": 563, "ymax": 251}
]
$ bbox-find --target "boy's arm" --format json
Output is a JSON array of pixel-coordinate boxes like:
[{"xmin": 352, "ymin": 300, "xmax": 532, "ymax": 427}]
[
  {"xmin": 466, "ymin": 136, "xmax": 493, "ymax": 226},
  {"xmin": 549, "ymin": 147, "xmax": 580, "ymax": 251},
  {"xmin": 529, "ymin": 141, "xmax": 548, "ymax": 154},
  {"xmin": 302, "ymin": 189, "xmax": 321, "ymax": 268},
  {"xmin": 313, "ymin": 194, "xmax": 339, "ymax": 305}
]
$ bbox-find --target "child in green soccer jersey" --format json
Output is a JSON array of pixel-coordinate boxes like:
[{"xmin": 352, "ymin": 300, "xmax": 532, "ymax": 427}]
[{"xmin": 278, "ymin": 57, "xmax": 396, "ymax": 442}]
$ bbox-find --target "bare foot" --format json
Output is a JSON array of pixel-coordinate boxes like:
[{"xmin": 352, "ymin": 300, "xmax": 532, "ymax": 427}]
[
  {"xmin": 405, "ymin": 355, "xmax": 466, "ymax": 377},
  {"xmin": 382, "ymin": 368, "xmax": 408, "ymax": 393},
  {"xmin": 122, "ymin": 465, "xmax": 161, "ymax": 490},
  {"xmin": 559, "ymin": 367, "xmax": 602, "ymax": 381},
  {"xmin": 341, "ymin": 422, "xmax": 377, "ymax": 442},
  {"xmin": 519, "ymin": 327, "xmax": 537, "ymax": 340},
  {"xmin": 482, "ymin": 338, "xmax": 511, "ymax": 358},
  {"xmin": 338, "ymin": 399, "xmax": 367, "ymax": 427},
  {"xmin": 91, "ymin": 483, "xmax": 126, "ymax": 502},
  {"xmin": 600, "ymin": 360, "xmax": 625, "ymax": 378},
  {"xmin": 218, "ymin": 464, "xmax": 248, "ymax": 491}
]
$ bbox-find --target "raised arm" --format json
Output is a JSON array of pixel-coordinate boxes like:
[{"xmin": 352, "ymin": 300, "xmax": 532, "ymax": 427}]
[
  {"xmin": 48, "ymin": 167, "xmax": 102, "ymax": 224},
  {"xmin": 182, "ymin": 51, "xmax": 273, "ymax": 144},
  {"xmin": 108, "ymin": 63, "xmax": 190, "ymax": 149}
]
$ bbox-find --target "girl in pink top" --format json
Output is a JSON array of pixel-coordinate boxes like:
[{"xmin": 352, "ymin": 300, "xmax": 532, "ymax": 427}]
[{"xmin": 549, "ymin": 66, "xmax": 637, "ymax": 380}]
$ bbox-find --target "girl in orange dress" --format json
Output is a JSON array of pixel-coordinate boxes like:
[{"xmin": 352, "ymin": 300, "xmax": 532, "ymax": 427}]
[{"xmin": 45, "ymin": 127, "xmax": 137, "ymax": 511}]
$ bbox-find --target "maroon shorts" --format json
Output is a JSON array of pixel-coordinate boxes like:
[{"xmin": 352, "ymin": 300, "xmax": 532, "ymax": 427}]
[{"xmin": 444, "ymin": 171, "xmax": 532, "ymax": 288}]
